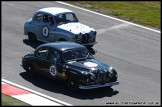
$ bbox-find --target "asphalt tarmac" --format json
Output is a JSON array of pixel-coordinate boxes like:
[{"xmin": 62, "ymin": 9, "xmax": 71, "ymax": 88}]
[{"xmin": 2, "ymin": 1, "xmax": 160, "ymax": 105}]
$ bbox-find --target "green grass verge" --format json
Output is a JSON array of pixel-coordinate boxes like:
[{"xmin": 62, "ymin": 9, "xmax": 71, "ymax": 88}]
[
  {"xmin": 65, "ymin": 1, "xmax": 160, "ymax": 29},
  {"xmin": 1, "ymin": 93, "xmax": 30, "ymax": 106}
]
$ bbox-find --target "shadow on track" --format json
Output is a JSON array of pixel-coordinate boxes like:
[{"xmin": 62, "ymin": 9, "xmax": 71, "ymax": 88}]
[
  {"xmin": 23, "ymin": 39, "xmax": 44, "ymax": 49},
  {"xmin": 20, "ymin": 72, "xmax": 119, "ymax": 100},
  {"xmin": 23, "ymin": 39, "xmax": 96, "ymax": 55}
]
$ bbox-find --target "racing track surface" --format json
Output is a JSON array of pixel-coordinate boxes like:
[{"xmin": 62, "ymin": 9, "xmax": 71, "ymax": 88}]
[{"xmin": 2, "ymin": 1, "xmax": 161, "ymax": 105}]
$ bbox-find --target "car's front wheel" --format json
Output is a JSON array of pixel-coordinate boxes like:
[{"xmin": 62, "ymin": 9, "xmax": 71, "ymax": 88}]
[
  {"xmin": 58, "ymin": 38, "xmax": 67, "ymax": 41},
  {"xmin": 28, "ymin": 33, "xmax": 37, "ymax": 41},
  {"xmin": 86, "ymin": 45, "xmax": 94, "ymax": 48},
  {"xmin": 67, "ymin": 77, "xmax": 79, "ymax": 91}
]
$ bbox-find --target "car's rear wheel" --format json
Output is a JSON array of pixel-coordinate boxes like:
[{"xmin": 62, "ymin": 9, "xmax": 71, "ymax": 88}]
[
  {"xmin": 25, "ymin": 63, "xmax": 36, "ymax": 77},
  {"xmin": 28, "ymin": 33, "xmax": 37, "ymax": 41},
  {"xmin": 67, "ymin": 77, "xmax": 79, "ymax": 91}
]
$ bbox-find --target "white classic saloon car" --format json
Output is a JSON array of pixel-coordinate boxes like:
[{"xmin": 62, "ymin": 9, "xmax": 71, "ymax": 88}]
[{"xmin": 24, "ymin": 7, "xmax": 97, "ymax": 48}]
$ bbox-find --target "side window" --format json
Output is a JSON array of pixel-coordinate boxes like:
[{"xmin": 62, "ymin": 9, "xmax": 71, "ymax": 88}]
[
  {"xmin": 48, "ymin": 50, "xmax": 60, "ymax": 62},
  {"xmin": 55, "ymin": 14, "xmax": 65, "ymax": 25},
  {"xmin": 66, "ymin": 14, "xmax": 74, "ymax": 21},
  {"xmin": 43, "ymin": 14, "xmax": 48, "ymax": 23},
  {"xmin": 48, "ymin": 16, "xmax": 54, "ymax": 25},
  {"xmin": 43, "ymin": 14, "xmax": 54, "ymax": 25},
  {"xmin": 63, "ymin": 50, "xmax": 76, "ymax": 61},
  {"xmin": 36, "ymin": 48, "xmax": 49, "ymax": 59},
  {"xmin": 35, "ymin": 13, "xmax": 43, "ymax": 22}
]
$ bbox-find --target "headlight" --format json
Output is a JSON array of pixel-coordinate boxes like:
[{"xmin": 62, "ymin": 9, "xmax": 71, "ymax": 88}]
[
  {"xmin": 109, "ymin": 67, "xmax": 113, "ymax": 71},
  {"xmin": 109, "ymin": 67, "xmax": 114, "ymax": 78},
  {"xmin": 73, "ymin": 35, "xmax": 81, "ymax": 41},
  {"xmin": 109, "ymin": 72, "xmax": 114, "ymax": 78}
]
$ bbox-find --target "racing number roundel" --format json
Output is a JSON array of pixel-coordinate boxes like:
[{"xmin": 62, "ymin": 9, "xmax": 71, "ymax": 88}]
[{"xmin": 42, "ymin": 26, "xmax": 49, "ymax": 37}]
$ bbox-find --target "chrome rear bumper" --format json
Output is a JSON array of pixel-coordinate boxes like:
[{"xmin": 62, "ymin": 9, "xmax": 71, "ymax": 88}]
[{"xmin": 79, "ymin": 81, "xmax": 119, "ymax": 89}]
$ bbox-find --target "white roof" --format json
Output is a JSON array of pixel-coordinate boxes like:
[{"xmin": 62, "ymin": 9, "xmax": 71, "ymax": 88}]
[{"xmin": 37, "ymin": 7, "xmax": 73, "ymax": 15}]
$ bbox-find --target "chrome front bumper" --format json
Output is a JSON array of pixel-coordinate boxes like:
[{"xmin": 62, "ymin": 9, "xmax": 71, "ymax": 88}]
[{"xmin": 79, "ymin": 81, "xmax": 119, "ymax": 89}]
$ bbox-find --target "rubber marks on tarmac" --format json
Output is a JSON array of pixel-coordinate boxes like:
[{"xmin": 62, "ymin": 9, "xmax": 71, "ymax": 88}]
[{"xmin": 1, "ymin": 82, "xmax": 62, "ymax": 106}]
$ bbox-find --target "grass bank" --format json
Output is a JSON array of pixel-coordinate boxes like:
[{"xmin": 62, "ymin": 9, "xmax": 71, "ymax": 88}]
[
  {"xmin": 66, "ymin": 1, "xmax": 160, "ymax": 29},
  {"xmin": 1, "ymin": 93, "xmax": 30, "ymax": 106}
]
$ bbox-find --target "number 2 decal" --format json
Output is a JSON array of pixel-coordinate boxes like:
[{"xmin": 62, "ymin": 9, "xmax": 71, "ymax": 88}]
[{"xmin": 42, "ymin": 26, "xmax": 49, "ymax": 37}]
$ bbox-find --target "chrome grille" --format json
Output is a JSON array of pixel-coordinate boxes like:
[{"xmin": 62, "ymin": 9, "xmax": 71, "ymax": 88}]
[
  {"xmin": 97, "ymin": 69, "xmax": 106, "ymax": 84},
  {"xmin": 82, "ymin": 34, "xmax": 89, "ymax": 44}
]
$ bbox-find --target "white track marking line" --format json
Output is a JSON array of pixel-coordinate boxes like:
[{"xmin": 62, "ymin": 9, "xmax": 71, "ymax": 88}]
[
  {"xmin": 2, "ymin": 79, "xmax": 72, "ymax": 106},
  {"xmin": 12, "ymin": 94, "xmax": 62, "ymax": 106},
  {"xmin": 56, "ymin": 1, "xmax": 160, "ymax": 33},
  {"xmin": 2, "ymin": 82, "xmax": 6, "ymax": 84},
  {"xmin": 97, "ymin": 23, "xmax": 130, "ymax": 35}
]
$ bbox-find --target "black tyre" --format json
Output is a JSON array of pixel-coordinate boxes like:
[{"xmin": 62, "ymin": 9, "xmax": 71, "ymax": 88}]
[
  {"xmin": 86, "ymin": 45, "xmax": 94, "ymax": 48},
  {"xmin": 28, "ymin": 33, "xmax": 37, "ymax": 41},
  {"xmin": 67, "ymin": 77, "xmax": 79, "ymax": 91},
  {"xmin": 58, "ymin": 38, "xmax": 66, "ymax": 41},
  {"xmin": 107, "ymin": 86, "xmax": 112, "ymax": 88},
  {"xmin": 25, "ymin": 63, "xmax": 36, "ymax": 77}
]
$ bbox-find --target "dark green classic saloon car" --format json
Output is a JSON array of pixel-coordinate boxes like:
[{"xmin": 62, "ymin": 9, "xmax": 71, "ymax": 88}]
[{"xmin": 22, "ymin": 42, "xmax": 119, "ymax": 91}]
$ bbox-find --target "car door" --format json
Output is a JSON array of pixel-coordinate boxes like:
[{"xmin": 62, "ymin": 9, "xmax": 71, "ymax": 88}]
[
  {"xmin": 54, "ymin": 13, "xmax": 70, "ymax": 41},
  {"xmin": 34, "ymin": 48, "xmax": 52, "ymax": 73},
  {"xmin": 32, "ymin": 12, "xmax": 44, "ymax": 40},
  {"xmin": 38, "ymin": 13, "xmax": 56, "ymax": 42},
  {"xmin": 47, "ymin": 49, "xmax": 63, "ymax": 77}
]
